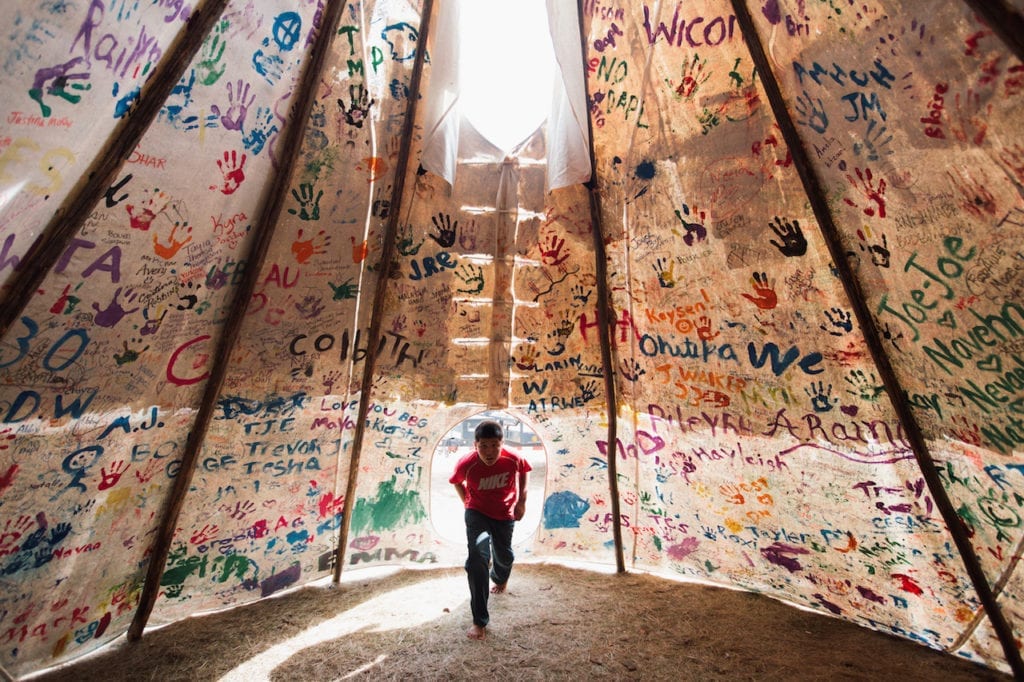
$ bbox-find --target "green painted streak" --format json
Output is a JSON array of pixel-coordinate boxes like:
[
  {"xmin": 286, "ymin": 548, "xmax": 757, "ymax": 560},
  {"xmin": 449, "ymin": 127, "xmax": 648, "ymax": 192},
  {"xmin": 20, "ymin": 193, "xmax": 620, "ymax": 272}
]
[{"xmin": 350, "ymin": 477, "xmax": 427, "ymax": 534}]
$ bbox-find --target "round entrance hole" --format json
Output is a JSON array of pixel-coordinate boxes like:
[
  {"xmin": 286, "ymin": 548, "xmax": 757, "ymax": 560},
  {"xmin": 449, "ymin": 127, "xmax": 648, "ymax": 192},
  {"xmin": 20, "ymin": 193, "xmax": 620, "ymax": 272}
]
[{"xmin": 430, "ymin": 410, "xmax": 546, "ymax": 546}]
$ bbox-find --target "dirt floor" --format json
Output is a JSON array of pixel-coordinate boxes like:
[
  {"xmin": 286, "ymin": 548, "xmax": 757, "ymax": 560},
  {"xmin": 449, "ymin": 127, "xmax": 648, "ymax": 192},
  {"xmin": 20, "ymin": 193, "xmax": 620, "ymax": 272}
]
[{"xmin": 30, "ymin": 562, "xmax": 1009, "ymax": 681}]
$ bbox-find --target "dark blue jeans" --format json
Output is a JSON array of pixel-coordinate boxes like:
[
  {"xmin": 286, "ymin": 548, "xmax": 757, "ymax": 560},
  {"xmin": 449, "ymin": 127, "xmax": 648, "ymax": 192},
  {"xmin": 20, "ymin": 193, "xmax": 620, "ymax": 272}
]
[{"xmin": 464, "ymin": 508, "xmax": 515, "ymax": 627}]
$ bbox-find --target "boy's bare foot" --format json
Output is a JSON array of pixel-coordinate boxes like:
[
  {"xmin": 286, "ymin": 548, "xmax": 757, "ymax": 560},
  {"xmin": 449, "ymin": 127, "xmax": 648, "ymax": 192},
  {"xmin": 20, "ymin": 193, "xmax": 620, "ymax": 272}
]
[
  {"xmin": 490, "ymin": 582, "xmax": 506, "ymax": 594},
  {"xmin": 467, "ymin": 624, "xmax": 486, "ymax": 640}
]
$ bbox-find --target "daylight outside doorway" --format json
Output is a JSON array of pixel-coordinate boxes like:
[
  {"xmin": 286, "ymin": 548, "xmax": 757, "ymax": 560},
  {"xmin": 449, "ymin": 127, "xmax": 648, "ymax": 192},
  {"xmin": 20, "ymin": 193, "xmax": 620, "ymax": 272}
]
[{"xmin": 430, "ymin": 410, "xmax": 546, "ymax": 547}]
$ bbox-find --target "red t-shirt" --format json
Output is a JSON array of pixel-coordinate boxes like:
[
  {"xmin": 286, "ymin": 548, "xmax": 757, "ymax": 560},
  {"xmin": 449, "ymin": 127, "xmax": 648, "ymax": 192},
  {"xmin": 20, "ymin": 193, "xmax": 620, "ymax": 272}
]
[{"xmin": 450, "ymin": 448, "xmax": 532, "ymax": 521}]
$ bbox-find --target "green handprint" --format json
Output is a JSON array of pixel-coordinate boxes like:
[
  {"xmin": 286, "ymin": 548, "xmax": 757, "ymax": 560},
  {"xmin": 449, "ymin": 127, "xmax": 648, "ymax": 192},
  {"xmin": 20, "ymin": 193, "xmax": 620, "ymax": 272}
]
[
  {"xmin": 196, "ymin": 20, "xmax": 228, "ymax": 86},
  {"xmin": 455, "ymin": 262, "xmax": 484, "ymax": 294}
]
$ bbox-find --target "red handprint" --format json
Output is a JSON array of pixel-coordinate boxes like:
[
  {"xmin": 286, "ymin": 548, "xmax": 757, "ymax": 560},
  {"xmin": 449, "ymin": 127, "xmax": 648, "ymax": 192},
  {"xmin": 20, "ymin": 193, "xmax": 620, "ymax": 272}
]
[
  {"xmin": 98, "ymin": 461, "xmax": 129, "ymax": 491},
  {"xmin": 741, "ymin": 271, "xmax": 778, "ymax": 310},
  {"xmin": 539, "ymin": 234, "xmax": 569, "ymax": 266},
  {"xmin": 213, "ymin": 150, "xmax": 247, "ymax": 195},
  {"xmin": 843, "ymin": 167, "xmax": 887, "ymax": 218}
]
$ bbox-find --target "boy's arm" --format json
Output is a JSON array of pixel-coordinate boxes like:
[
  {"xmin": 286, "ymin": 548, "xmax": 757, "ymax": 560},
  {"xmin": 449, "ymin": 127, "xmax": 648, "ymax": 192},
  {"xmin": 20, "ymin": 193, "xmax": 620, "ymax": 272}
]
[
  {"xmin": 513, "ymin": 470, "xmax": 528, "ymax": 520},
  {"xmin": 453, "ymin": 482, "xmax": 467, "ymax": 505}
]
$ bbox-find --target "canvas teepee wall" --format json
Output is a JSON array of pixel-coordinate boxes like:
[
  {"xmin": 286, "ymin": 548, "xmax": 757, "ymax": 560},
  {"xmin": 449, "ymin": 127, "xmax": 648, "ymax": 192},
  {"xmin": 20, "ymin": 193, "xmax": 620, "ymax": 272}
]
[{"xmin": 1, "ymin": 0, "xmax": 1023, "ymax": 677}]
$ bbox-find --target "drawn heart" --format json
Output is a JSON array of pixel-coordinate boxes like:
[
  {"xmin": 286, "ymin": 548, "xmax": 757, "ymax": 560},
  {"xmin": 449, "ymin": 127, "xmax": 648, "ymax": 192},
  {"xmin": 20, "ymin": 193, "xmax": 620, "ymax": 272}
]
[
  {"xmin": 977, "ymin": 354, "xmax": 1003, "ymax": 373},
  {"xmin": 937, "ymin": 310, "xmax": 957, "ymax": 328},
  {"xmin": 840, "ymin": 404, "xmax": 858, "ymax": 416}
]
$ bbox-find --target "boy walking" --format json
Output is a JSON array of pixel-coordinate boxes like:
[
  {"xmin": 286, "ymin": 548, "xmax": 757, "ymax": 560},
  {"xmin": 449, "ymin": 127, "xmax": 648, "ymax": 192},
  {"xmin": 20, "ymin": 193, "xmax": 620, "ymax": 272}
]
[{"xmin": 450, "ymin": 419, "xmax": 531, "ymax": 640}]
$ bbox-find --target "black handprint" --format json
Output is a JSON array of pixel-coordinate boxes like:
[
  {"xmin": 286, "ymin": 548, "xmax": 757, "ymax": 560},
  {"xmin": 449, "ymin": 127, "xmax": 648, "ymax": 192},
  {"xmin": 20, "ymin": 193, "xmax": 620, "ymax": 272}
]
[
  {"xmin": 288, "ymin": 183, "xmax": 323, "ymax": 221},
  {"xmin": 429, "ymin": 212, "xmax": 458, "ymax": 247},
  {"xmin": 768, "ymin": 216, "xmax": 807, "ymax": 257},
  {"xmin": 857, "ymin": 227, "xmax": 890, "ymax": 267},
  {"xmin": 337, "ymin": 83, "xmax": 375, "ymax": 128}
]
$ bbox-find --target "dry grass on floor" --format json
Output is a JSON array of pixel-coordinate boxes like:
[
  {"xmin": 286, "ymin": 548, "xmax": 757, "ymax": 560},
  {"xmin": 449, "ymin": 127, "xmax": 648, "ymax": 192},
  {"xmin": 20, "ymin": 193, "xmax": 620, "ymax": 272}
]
[{"xmin": 32, "ymin": 562, "xmax": 1008, "ymax": 681}]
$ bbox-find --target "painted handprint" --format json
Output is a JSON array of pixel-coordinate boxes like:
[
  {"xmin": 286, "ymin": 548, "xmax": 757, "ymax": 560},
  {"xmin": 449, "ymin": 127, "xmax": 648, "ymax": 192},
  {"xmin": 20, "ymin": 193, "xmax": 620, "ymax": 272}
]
[
  {"xmin": 843, "ymin": 167, "xmax": 887, "ymax": 218},
  {"xmin": 539, "ymin": 233, "xmax": 569, "ymax": 266},
  {"xmin": 242, "ymin": 106, "xmax": 279, "ymax": 155},
  {"xmin": 458, "ymin": 218, "xmax": 479, "ymax": 251},
  {"xmin": 114, "ymin": 339, "xmax": 148, "ymax": 366},
  {"xmin": 805, "ymin": 381, "xmax": 835, "ymax": 413},
  {"xmin": 571, "ymin": 284, "xmax": 592, "ymax": 307},
  {"xmin": 253, "ymin": 49, "xmax": 284, "ymax": 84},
  {"xmin": 949, "ymin": 88, "xmax": 991, "ymax": 145},
  {"xmin": 620, "ymin": 357, "xmax": 645, "ymax": 381},
  {"xmin": 93, "ymin": 287, "xmax": 140, "ymax": 327},
  {"xmin": 338, "ymin": 83, "xmax": 375, "ymax": 128},
  {"xmin": 98, "ymin": 461, "xmax": 129, "ymax": 491},
  {"xmin": 291, "ymin": 228, "xmax": 330, "ymax": 263},
  {"xmin": 322, "ymin": 370, "xmax": 343, "ymax": 393},
  {"xmin": 455, "ymin": 262, "xmax": 485, "ymax": 294},
  {"xmin": 196, "ymin": 20, "xmax": 229, "ymax": 85},
  {"xmin": 515, "ymin": 345, "xmax": 539, "ymax": 371},
  {"xmin": 329, "ymin": 278, "xmax": 358, "ymax": 300},
  {"xmin": 671, "ymin": 54, "xmax": 710, "ymax": 99},
  {"xmin": 396, "ymin": 223, "xmax": 424, "ymax": 256},
  {"xmin": 126, "ymin": 188, "xmax": 169, "ymax": 231},
  {"xmin": 213, "ymin": 80, "xmax": 255, "ymax": 131},
  {"xmin": 794, "ymin": 90, "xmax": 828, "ymax": 133},
  {"xmin": 696, "ymin": 315, "xmax": 719, "ymax": 341},
  {"xmin": 29, "ymin": 57, "xmax": 91, "ymax": 117},
  {"xmin": 740, "ymin": 272, "xmax": 778, "ymax": 310},
  {"xmin": 653, "ymin": 257, "xmax": 676, "ymax": 288},
  {"xmin": 295, "ymin": 295, "xmax": 325, "ymax": 320},
  {"xmin": 856, "ymin": 226, "xmax": 890, "ymax": 267},
  {"xmin": 853, "ymin": 119, "xmax": 893, "ymax": 161},
  {"xmin": 153, "ymin": 222, "xmax": 193, "ymax": 259},
  {"xmin": 429, "ymin": 212, "xmax": 458, "ymax": 247},
  {"xmin": 579, "ymin": 380, "xmax": 598, "ymax": 402},
  {"xmin": 350, "ymin": 236, "xmax": 369, "ymax": 263},
  {"xmin": 768, "ymin": 216, "xmax": 806, "ymax": 257},
  {"xmin": 210, "ymin": 150, "xmax": 247, "ymax": 195},
  {"xmin": 288, "ymin": 182, "xmax": 323, "ymax": 221},
  {"xmin": 844, "ymin": 369, "xmax": 885, "ymax": 401},
  {"xmin": 949, "ymin": 415, "xmax": 982, "ymax": 446},
  {"xmin": 820, "ymin": 307, "xmax": 853, "ymax": 336},
  {"xmin": 674, "ymin": 203, "xmax": 707, "ymax": 245}
]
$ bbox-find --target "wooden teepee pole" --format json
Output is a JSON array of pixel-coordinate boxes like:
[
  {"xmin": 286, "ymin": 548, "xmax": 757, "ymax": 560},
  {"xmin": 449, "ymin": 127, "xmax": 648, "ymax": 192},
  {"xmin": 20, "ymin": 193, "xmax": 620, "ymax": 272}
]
[
  {"xmin": 576, "ymin": 0, "xmax": 624, "ymax": 574},
  {"xmin": 331, "ymin": 0, "xmax": 435, "ymax": 583},
  {"xmin": 731, "ymin": 1, "xmax": 1024, "ymax": 677},
  {"xmin": 127, "ymin": 0, "xmax": 349, "ymax": 640},
  {"xmin": 961, "ymin": 0, "xmax": 1024, "ymax": 64},
  {"xmin": 0, "ymin": 0, "xmax": 231, "ymax": 339}
]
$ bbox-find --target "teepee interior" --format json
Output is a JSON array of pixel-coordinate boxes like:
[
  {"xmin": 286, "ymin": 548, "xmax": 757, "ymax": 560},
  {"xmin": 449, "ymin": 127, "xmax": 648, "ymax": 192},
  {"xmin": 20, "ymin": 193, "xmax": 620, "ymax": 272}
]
[{"xmin": 2, "ymin": 0, "xmax": 1024, "ymax": 678}]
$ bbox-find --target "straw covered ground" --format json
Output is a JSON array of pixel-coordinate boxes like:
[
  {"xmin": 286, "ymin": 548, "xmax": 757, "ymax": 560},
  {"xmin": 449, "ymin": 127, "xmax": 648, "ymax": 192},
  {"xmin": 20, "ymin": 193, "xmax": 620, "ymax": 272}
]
[{"xmin": 32, "ymin": 562, "xmax": 1008, "ymax": 681}]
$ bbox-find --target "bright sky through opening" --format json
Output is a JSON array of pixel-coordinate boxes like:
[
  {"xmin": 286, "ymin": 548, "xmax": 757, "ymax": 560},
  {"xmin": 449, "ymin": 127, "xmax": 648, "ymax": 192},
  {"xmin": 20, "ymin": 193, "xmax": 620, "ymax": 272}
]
[{"xmin": 458, "ymin": 0, "xmax": 556, "ymax": 153}]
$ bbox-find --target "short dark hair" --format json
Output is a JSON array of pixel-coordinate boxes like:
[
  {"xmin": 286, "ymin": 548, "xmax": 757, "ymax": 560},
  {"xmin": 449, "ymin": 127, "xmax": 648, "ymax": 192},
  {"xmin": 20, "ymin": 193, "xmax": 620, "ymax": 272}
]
[{"xmin": 474, "ymin": 419, "xmax": 503, "ymax": 441}]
